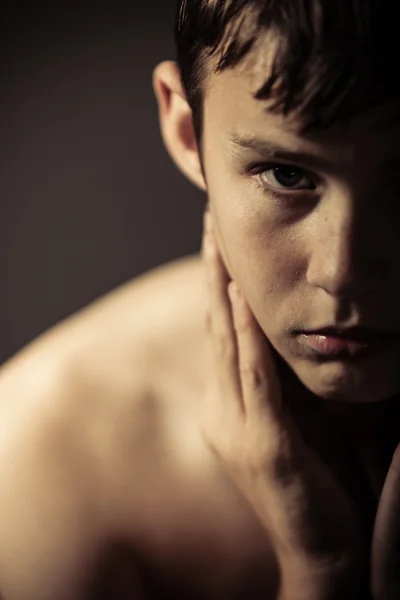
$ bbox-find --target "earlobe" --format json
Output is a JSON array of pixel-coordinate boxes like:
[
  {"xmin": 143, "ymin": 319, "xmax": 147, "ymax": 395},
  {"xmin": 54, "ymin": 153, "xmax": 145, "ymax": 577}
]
[{"xmin": 153, "ymin": 61, "xmax": 207, "ymax": 192}]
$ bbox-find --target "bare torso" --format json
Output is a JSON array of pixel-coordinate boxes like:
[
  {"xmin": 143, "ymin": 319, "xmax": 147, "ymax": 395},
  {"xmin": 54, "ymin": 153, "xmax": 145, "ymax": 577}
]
[
  {"xmin": 0, "ymin": 255, "xmax": 279, "ymax": 599},
  {"xmin": 0, "ymin": 254, "xmax": 397, "ymax": 599}
]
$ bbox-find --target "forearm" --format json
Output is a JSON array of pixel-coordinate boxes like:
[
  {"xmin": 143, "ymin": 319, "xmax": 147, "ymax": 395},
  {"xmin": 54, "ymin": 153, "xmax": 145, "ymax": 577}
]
[
  {"xmin": 277, "ymin": 555, "xmax": 369, "ymax": 600},
  {"xmin": 274, "ymin": 512, "xmax": 368, "ymax": 600},
  {"xmin": 370, "ymin": 448, "xmax": 400, "ymax": 600},
  {"xmin": 235, "ymin": 460, "xmax": 367, "ymax": 600},
  {"xmin": 241, "ymin": 491, "xmax": 368, "ymax": 600}
]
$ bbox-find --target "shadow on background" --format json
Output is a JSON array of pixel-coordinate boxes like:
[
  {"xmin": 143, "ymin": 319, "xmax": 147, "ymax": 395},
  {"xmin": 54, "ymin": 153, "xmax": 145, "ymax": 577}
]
[{"xmin": 0, "ymin": 1, "xmax": 204, "ymax": 364}]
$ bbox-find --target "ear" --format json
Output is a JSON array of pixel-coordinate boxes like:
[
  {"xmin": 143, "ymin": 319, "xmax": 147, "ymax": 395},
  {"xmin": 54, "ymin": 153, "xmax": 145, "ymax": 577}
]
[{"xmin": 153, "ymin": 61, "xmax": 206, "ymax": 192}]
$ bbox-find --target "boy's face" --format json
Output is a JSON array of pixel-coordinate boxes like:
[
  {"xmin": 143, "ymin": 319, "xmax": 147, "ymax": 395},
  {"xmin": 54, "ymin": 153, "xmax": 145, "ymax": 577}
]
[{"xmin": 200, "ymin": 53, "xmax": 400, "ymax": 404}]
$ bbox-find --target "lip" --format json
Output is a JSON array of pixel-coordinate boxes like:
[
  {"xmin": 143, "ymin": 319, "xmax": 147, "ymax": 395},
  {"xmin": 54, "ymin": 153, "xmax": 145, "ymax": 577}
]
[
  {"xmin": 303, "ymin": 326, "xmax": 399, "ymax": 342},
  {"xmin": 298, "ymin": 326, "xmax": 400, "ymax": 359}
]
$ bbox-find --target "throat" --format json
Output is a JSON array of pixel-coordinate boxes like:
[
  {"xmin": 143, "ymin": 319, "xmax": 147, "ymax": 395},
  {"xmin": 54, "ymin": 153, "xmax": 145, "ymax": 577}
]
[{"xmin": 339, "ymin": 409, "xmax": 399, "ymax": 515}]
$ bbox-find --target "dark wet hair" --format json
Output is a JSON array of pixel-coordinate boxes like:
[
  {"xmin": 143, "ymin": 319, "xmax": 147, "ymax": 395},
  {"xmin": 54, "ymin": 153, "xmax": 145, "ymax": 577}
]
[{"xmin": 175, "ymin": 0, "xmax": 400, "ymax": 143}]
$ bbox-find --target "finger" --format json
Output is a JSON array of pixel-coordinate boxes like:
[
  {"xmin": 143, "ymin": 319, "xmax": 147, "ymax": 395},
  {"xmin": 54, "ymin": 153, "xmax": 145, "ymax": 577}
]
[
  {"xmin": 202, "ymin": 212, "xmax": 242, "ymax": 410},
  {"xmin": 371, "ymin": 447, "xmax": 400, "ymax": 599},
  {"xmin": 201, "ymin": 212, "xmax": 217, "ymax": 397},
  {"xmin": 228, "ymin": 281, "xmax": 282, "ymax": 422}
]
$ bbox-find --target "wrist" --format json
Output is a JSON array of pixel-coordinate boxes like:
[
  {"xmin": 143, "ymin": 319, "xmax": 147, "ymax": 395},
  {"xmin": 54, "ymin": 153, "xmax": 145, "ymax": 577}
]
[{"xmin": 278, "ymin": 554, "xmax": 368, "ymax": 600}]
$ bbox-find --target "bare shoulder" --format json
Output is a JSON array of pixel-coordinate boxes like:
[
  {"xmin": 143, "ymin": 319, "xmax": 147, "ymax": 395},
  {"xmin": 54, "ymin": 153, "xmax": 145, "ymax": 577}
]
[
  {"xmin": 0, "ymin": 254, "xmax": 206, "ymax": 598},
  {"xmin": 0, "ymin": 254, "xmax": 280, "ymax": 599},
  {"xmin": 0, "ymin": 250, "xmax": 206, "ymax": 476},
  {"xmin": 0, "ymin": 337, "xmax": 104, "ymax": 598},
  {"xmin": 1, "ymin": 252, "xmax": 204, "ymax": 385}
]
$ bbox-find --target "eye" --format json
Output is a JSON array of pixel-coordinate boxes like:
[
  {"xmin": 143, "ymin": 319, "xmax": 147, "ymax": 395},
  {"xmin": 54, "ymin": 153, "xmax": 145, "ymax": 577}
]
[{"xmin": 260, "ymin": 165, "xmax": 316, "ymax": 191}]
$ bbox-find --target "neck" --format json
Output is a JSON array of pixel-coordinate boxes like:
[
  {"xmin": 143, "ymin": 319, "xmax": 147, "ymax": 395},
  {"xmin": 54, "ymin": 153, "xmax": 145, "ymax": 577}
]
[{"xmin": 321, "ymin": 394, "xmax": 400, "ymax": 439}]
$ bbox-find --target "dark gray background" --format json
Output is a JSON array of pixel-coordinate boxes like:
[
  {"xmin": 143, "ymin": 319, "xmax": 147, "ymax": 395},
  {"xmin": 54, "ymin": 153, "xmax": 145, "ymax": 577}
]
[{"xmin": 1, "ymin": 2, "xmax": 204, "ymax": 364}]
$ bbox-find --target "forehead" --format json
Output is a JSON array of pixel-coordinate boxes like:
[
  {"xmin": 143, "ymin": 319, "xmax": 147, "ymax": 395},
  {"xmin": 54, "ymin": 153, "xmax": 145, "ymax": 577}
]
[
  {"xmin": 204, "ymin": 37, "xmax": 288, "ymax": 130},
  {"xmin": 203, "ymin": 43, "xmax": 400, "ymax": 162}
]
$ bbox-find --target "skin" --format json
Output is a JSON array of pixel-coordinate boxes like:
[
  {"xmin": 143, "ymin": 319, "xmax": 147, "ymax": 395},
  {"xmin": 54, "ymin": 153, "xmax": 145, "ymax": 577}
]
[
  {"xmin": 201, "ymin": 212, "xmax": 367, "ymax": 598},
  {"xmin": 154, "ymin": 50, "xmax": 400, "ymax": 448},
  {"xmin": 153, "ymin": 49, "xmax": 400, "ymax": 595},
  {"xmin": 158, "ymin": 54, "xmax": 400, "ymax": 407},
  {"xmin": 0, "ymin": 254, "xmax": 283, "ymax": 599},
  {"xmin": 0, "ymin": 37, "xmax": 399, "ymax": 598}
]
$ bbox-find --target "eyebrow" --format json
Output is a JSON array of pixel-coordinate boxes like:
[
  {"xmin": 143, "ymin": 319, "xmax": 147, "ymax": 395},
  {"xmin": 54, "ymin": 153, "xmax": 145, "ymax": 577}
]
[{"xmin": 228, "ymin": 132, "xmax": 332, "ymax": 171}]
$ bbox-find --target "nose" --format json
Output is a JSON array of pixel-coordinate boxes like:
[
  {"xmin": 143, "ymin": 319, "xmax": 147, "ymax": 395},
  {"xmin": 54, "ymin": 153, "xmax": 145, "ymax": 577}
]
[{"xmin": 306, "ymin": 201, "xmax": 389, "ymax": 299}]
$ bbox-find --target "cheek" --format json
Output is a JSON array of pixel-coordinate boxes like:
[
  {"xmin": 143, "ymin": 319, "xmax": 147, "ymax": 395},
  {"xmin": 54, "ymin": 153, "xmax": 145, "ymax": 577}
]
[
  {"xmin": 216, "ymin": 201, "xmax": 300, "ymax": 281},
  {"xmin": 207, "ymin": 164, "xmax": 308, "ymax": 309},
  {"xmin": 215, "ymin": 202, "xmax": 305, "ymax": 319}
]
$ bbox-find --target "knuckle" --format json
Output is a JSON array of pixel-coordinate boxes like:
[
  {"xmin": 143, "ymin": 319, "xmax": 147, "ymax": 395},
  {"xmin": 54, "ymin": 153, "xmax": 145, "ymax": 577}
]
[
  {"xmin": 247, "ymin": 431, "xmax": 298, "ymax": 482},
  {"xmin": 235, "ymin": 311, "xmax": 252, "ymax": 333},
  {"xmin": 201, "ymin": 417, "xmax": 240, "ymax": 460},
  {"xmin": 214, "ymin": 330, "xmax": 236, "ymax": 360},
  {"xmin": 239, "ymin": 361, "xmax": 266, "ymax": 390}
]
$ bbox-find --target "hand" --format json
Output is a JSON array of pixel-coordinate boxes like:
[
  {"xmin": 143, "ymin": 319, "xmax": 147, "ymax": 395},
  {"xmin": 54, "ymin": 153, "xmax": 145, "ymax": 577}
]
[
  {"xmin": 371, "ymin": 443, "xmax": 400, "ymax": 600},
  {"xmin": 201, "ymin": 211, "xmax": 367, "ymax": 599}
]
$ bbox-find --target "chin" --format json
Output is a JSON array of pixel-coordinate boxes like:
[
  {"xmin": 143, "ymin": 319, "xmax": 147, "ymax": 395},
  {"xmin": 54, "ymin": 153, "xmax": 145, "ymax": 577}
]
[
  {"xmin": 295, "ymin": 360, "xmax": 400, "ymax": 404},
  {"xmin": 269, "ymin": 335, "xmax": 400, "ymax": 405}
]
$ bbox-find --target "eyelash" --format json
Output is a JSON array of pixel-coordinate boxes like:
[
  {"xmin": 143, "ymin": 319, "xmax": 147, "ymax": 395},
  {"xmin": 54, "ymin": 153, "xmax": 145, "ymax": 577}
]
[{"xmin": 250, "ymin": 163, "xmax": 319, "ymax": 205}]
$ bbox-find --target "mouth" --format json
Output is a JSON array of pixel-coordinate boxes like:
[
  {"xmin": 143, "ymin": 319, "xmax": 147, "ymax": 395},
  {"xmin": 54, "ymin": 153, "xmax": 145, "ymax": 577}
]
[{"xmin": 297, "ymin": 326, "xmax": 400, "ymax": 359}]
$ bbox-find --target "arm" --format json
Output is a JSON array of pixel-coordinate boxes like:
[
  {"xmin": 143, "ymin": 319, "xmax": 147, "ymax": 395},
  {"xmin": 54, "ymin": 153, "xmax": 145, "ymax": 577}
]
[
  {"xmin": 371, "ymin": 444, "xmax": 400, "ymax": 600},
  {"xmin": 202, "ymin": 212, "xmax": 367, "ymax": 600},
  {"xmin": 0, "ymin": 379, "xmax": 101, "ymax": 600}
]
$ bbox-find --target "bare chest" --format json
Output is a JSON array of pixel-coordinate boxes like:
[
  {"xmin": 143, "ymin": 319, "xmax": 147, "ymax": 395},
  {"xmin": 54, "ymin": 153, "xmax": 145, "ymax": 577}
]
[
  {"xmin": 93, "ymin": 383, "xmax": 280, "ymax": 599},
  {"xmin": 90, "ymin": 528, "xmax": 278, "ymax": 600},
  {"xmin": 91, "ymin": 453, "xmax": 280, "ymax": 600}
]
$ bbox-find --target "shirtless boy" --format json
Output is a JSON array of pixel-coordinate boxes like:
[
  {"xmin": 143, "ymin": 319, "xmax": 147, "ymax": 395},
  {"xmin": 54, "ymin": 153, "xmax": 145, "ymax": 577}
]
[{"xmin": 1, "ymin": 1, "xmax": 400, "ymax": 598}]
